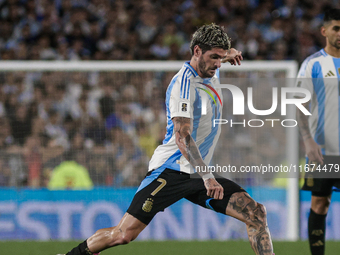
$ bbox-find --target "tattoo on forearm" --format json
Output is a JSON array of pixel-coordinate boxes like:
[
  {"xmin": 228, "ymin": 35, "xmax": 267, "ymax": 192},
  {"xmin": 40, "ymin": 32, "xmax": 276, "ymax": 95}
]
[
  {"xmin": 173, "ymin": 117, "xmax": 206, "ymax": 175},
  {"xmin": 173, "ymin": 117, "xmax": 191, "ymax": 133},
  {"xmin": 185, "ymin": 135, "xmax": 204, "ymax": 165}
]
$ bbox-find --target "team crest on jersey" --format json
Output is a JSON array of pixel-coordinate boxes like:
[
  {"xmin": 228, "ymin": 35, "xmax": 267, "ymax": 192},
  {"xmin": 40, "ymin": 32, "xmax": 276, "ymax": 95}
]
[{"xmin": 142, "ymin": 198, "xmax": 154, "ymax": 212}]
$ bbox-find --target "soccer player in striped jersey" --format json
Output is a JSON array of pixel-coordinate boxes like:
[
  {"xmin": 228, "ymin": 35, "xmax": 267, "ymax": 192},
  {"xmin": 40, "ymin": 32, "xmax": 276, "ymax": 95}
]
[
  {"xmin": 296, "ymin": 8, "xmax": 340, "ymax": 255},
  {"xmin": 62, "ymin": 24, "xmax": 274, "ymax": 255}
]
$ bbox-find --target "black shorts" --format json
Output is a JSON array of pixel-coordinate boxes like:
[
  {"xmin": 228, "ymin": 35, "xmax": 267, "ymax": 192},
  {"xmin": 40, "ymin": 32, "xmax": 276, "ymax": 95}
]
[
  {"xmin": 302, "ymin": 156, "xmax": 340, "ymax": 196},
  {"xmin": 127, "ymin": 168, "xmax": 245, "ymax": 225}
]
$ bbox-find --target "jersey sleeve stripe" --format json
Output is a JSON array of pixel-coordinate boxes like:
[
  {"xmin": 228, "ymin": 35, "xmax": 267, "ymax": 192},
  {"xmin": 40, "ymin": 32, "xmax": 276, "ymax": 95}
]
[
  {"xmin": 183, "ymin": 71, "xmax": 193, "ymax": 99},
  {"xmin": 180, "ymin": 69, "xmax": 189, "ymax": 98},
  {"xmin": 180, "ymin": 70, "xmax": 187, "ymax": 98},
  {"xmin": 183, "ymin": 76, "xmax": 188, "ymax": 99},
  {"xmin": 186, "ymin": 79, "xmax": 191, "ymax": 99}
]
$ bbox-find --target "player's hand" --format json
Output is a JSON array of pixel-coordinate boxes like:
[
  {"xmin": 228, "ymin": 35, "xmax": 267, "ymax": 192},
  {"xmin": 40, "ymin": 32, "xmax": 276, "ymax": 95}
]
[
  {"xmin": 304, "ymin": 138, "xmax": 324, "ymax": 164},
  {"xmin": 204, "ymin": 178, "xmax": 224, "ymax": 200},
  {"xmin": 222, "ymin": 48, "xmax": 243, "ymax": 65}
]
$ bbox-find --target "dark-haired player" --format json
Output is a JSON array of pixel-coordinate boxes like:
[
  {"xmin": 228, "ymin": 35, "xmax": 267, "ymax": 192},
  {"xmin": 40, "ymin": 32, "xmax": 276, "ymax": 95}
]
[
  {"xmin": 61, "ymin": 24, "xmax": 274, "ymax": 255},
  {"xmin": 296, "ymin": 8, "xmax": 340, "ymax": 255}
]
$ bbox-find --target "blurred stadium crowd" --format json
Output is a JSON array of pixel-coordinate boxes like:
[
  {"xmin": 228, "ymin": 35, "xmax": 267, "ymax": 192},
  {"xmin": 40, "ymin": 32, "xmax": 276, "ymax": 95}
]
[
  {"xmin": 0, "ymin": 0, "xmax": 336, "ymax": 188},
  {"xmin": 0, "ymin": 70, "xmax": 169, "ymax": 188},
  {"xmin": 0, "ymin": 0, "xmax": 338, "ymax": 63}
]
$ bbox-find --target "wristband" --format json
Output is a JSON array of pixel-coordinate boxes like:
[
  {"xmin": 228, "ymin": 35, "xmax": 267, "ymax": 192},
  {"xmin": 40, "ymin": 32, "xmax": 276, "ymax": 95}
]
[{"xmin": 202, "ymin": 173, "xmax": 215, "ymax": 182}]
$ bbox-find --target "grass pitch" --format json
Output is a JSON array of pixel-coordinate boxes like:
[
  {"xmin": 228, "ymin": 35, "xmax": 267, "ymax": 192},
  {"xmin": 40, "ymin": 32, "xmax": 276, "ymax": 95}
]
[{"xmin": 1, "ymin": 240, "xmax": 340, "ymax": 255}]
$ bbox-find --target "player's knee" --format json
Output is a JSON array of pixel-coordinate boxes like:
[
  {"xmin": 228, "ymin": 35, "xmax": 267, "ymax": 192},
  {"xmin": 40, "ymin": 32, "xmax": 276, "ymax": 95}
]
[
  {"xmin": 101, "ymin": 227, "xmax": 133, "ymax": 247},
  {"xmin": 258, "ymin": 203, "xmax": 268, "ymax": 225},
  {"xmin": 258, "ymin": 203, "xmax": 267, "ymax": 218},
  {"xmin": 246, "ymin": 202, "xmax": 267, "ymax": 229},
  {"xmin": 312, "ymin": 197, "xmax": 330, "ymax": 214},
  {"xmin": 116, "ymin": 235, "xmax": 132, "ymax": 245},
  {"xmin": 247, "ymin": 207, "xmax": 256, "ymax": 220},
  {"xmin": 109, "ymin": 232, "xmax": 131, "ymax": 246},
  {"xmin": 113, "ymin": 230, "xmax": 139, "ymax": 246}
]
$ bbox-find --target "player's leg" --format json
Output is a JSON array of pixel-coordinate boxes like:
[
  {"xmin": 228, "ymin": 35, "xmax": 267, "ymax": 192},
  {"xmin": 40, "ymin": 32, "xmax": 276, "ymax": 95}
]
[
  {"xmin": 185, "ymin": 177, "xmax": 273, "ymax": 255},
  {"xmin": 225, "ymin": 192, "xmax": 273, "ymax": 255},
  {"xmin": 308, "ymin": 192, "xmax": 331, "ymax": 255},
  {"xmin": 64, "ymin": 168, "xmax": 194, "ymax": 255},
  {"xmin": 65, "ymin": 213, "xmax": 146, "ymax": 255},
  {"xmin": 302, "ymin": 155, "xmax": 336, "ymax": 255},
  {"xmin": 88, "ymin": 213, "xmax": 147, "ymax": 251}
]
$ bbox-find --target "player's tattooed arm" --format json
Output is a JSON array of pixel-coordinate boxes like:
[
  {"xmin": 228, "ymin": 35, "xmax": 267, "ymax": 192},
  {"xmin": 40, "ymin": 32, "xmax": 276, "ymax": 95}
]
[
  {"xmin": 172, "ymin": 117, "xmax": 224, "ymax": 200},
  {"xmin": 172, "ymin": 117, "xmax": 205, "ymax": 170},
  {"xmin": 297, "ymin": 101, "xmax": 323, "ymax": 164},
  {"xmin": 228, "ymin": 193, "xmax": 273, "ymax": 255}
]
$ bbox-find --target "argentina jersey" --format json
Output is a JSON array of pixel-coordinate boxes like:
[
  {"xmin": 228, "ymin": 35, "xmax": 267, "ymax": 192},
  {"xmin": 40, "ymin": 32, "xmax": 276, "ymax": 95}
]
[
  {"xmin": 296, "ymin": 49, "xmax": 340, "ymax": 155},
  {"xmin": 148, "ymin": 61, "xmax": 223, "ymax": 174}
]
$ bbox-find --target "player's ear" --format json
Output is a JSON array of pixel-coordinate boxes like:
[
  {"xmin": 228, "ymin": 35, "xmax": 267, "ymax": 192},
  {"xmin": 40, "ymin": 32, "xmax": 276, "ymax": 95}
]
[
  {"xmin": 320, "ymin": 26, "xmax": 327, "ymax": 37},
  {"xmin": 193, "ymin": 45, "xmax": 202, "ymax": 58}
]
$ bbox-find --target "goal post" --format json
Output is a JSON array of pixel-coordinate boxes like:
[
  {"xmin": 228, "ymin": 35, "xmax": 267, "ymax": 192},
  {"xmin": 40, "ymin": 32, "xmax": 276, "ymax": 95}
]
[{"xmin": 0, "ymin": 60, "xmax": 299, "ymax": 241}]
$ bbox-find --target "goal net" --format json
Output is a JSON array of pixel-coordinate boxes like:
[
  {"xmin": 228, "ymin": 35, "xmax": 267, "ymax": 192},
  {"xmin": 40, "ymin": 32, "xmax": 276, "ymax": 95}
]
[{"xmin": 0, "ymin": 60, "xmax": 299, "ymax": 241}]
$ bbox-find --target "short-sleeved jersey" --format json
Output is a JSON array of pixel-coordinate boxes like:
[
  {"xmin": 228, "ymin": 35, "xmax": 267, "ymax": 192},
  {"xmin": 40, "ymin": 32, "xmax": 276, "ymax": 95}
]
[
  {"xmin": 148, "ymin": 61, "xmax": 223, "ymax": 174},
  {"xmin": 296, "ymin": 49, "xmax": 340, "ymax": 155}
]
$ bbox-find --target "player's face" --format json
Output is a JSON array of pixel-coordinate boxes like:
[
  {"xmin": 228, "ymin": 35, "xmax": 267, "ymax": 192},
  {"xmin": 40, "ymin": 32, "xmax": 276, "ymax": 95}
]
[
  {"xmin": 323, "ymin": 20, "xmax": 340, "ymax": 49},
  {"xmin": 198, "ymin": 47, "xmax": 228, "ymax": 78}
]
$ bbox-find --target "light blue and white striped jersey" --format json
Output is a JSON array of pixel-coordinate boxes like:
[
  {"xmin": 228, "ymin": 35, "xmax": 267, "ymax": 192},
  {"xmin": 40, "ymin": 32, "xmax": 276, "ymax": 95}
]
[
  {"xmin": 297, "ymin": 49, "xmax": 340, "ymax": 155},
  {"xmin": 148, "ymin": 61, "xmax": 223, "ymax": 174}
]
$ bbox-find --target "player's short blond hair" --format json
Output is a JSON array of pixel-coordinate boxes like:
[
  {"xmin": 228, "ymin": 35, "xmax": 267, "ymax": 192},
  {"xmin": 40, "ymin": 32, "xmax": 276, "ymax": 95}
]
[{"xmin": 190, "ymin": 23, "xmax": 231, "ymax": 55}]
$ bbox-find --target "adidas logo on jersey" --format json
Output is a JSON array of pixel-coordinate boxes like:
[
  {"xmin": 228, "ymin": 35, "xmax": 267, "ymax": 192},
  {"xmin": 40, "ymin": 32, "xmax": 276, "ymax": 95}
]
[{"xmin": 325, "ymin": 70, "xmax": 335, "ymax": 77}]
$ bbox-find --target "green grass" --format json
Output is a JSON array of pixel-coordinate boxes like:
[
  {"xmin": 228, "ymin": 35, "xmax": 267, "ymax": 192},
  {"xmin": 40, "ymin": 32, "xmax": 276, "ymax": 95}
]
[{"xmin": 0, "ymin": 240, "xmax": 340, "ymax": 255}]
